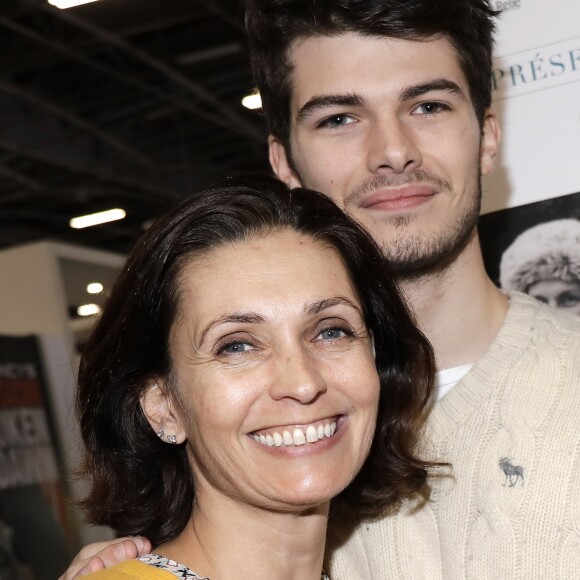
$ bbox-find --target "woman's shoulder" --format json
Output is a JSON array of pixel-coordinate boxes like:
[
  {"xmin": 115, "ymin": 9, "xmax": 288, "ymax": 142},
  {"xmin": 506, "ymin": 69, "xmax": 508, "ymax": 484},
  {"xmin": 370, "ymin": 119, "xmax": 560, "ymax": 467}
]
[
  {"xmin": 84, "ymin": 553, "xmax": 328, "ymax": 579},
  {"xmin": 82, "ymin": 558, "xmax": 177, "ymax": 579},
  {"xmin": 83, "ymin": 555, "xmax": 205, "ymax": 579}
]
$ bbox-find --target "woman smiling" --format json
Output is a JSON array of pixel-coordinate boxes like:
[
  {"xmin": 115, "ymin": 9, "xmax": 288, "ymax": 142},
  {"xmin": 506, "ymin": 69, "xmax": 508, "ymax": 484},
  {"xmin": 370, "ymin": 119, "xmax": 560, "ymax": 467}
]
[{"xmin": 77, "ymin": 174, "xmax": 434, "ymax": 580}]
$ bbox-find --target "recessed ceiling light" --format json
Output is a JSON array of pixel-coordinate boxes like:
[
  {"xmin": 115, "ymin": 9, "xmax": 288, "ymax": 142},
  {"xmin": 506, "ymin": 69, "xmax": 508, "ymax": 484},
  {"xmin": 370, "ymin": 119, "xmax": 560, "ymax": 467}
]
[
  {"xmin": 86, "ymin": 282, "xmax": 104, "ymax": 294},
  {"xmin": 77, "ymin": 304, "xmax": 101, "ymax": 317},
  {"xmin": 48, "ymin": 0, "xmax": 100, "ymax": 8},
  {"xmin": 70, "ymin": 209, "xmax": 126, "ymax": 229},
  {"xmin": 241, "ymin": 91, "xmax": 262, "ymax": 110}
]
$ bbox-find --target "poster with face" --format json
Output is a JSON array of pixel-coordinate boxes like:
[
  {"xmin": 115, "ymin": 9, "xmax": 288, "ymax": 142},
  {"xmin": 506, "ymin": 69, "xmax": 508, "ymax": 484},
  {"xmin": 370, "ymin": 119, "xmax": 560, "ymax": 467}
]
[{"xmin": 479, "ymin": 190, "xmax": 580, "ymax": 317}]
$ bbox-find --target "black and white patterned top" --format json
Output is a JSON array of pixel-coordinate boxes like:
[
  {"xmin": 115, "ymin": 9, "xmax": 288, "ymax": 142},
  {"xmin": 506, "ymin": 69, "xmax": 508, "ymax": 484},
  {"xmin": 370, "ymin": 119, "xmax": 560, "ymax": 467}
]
[
  {"xmin": 138, "ymin": 554, "xmax": 208, "ymax": 579},
  {"xmin": 138, "ymin": 553, "xmax": 330, "ymax": 579}
]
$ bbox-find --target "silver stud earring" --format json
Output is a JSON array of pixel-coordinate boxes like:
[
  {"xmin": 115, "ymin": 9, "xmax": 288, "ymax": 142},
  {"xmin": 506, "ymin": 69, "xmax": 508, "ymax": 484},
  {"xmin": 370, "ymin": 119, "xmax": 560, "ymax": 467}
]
[
  {"xmin": 157, "ymin": 429, "xmax": 164, "ymax": 438},
  {"xmin": 166, "ymin": 434, "xmax": 177, "ymax": 444}
]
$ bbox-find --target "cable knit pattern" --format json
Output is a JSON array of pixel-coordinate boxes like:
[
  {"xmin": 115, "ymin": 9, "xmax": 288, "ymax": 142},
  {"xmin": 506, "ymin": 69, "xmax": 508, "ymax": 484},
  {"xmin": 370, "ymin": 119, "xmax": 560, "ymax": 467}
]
[{"xmin": 327, "ymin": 293, "xmax": 580, "ymax": 580}]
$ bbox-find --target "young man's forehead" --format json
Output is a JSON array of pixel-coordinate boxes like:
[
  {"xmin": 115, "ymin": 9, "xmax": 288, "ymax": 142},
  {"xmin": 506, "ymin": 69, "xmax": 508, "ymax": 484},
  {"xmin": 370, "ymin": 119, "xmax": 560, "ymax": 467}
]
[{"xmin": 286, "ymin": 34, "xmax": 469, "ymax": 105}]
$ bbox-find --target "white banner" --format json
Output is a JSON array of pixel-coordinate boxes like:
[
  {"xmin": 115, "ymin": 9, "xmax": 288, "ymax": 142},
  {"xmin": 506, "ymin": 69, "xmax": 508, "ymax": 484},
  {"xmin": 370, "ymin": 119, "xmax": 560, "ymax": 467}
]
[{"xmin": 482, "ymin": 0, "xmax": 580, "ymax": 213}]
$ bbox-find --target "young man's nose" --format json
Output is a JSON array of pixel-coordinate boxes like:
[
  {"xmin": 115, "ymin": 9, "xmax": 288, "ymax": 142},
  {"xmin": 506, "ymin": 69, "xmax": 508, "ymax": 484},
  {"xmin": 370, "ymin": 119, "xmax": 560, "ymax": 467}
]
[{"xmin": 365, "ymin": 117, "xmax": 422, "ymax": 174}]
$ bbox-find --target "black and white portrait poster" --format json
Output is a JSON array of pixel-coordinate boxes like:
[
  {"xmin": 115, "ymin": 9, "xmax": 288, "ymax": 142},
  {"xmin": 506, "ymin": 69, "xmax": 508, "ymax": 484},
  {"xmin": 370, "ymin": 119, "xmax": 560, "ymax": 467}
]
[{"xmin": 479, "ymin": 191, "xmax": 580, "ymax": 316}]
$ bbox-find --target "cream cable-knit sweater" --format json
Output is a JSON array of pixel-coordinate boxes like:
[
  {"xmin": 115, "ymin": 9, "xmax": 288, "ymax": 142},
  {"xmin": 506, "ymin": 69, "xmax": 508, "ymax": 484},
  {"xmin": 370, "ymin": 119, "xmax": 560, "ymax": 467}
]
[{"xmin": 327, "ymin": 293, "xmax": 580, "ymax": 579}]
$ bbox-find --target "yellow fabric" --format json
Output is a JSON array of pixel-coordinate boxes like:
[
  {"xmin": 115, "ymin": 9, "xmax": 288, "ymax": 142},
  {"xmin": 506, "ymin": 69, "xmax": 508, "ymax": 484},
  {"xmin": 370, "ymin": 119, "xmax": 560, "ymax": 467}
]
[{"xmin": 84, "ymin": 560, "xmax": 177, "ymax": 579}]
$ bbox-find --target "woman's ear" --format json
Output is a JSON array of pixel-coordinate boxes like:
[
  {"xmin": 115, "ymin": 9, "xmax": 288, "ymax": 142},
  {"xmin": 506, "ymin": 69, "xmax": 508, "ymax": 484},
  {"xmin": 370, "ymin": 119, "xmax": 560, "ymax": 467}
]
[{"xmin": 140, "ymin": 380, "xmax": 186, "ymax": 445}]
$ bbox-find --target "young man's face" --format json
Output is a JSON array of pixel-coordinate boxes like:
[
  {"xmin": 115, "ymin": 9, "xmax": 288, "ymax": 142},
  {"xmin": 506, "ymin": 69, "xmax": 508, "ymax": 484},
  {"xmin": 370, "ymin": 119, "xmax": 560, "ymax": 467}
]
[{"xmin": 269, "ymin": 33, "xmax": 500, "ymax": 276}]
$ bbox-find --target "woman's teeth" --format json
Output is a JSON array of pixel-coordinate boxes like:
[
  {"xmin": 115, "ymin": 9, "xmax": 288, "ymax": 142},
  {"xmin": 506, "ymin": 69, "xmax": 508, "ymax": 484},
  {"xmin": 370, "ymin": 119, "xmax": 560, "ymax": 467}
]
[{"xmin": 252, "ymin": 421, "xmax": 337, "ymax": 448}]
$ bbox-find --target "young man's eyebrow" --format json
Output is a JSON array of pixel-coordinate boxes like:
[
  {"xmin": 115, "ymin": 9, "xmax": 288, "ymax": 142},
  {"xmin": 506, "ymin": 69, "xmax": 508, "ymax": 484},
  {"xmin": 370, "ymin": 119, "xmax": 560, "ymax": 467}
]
[
  {"xmin": 399, "ymin": 79, "xmax": 465, "ymax": 101},
  {"xmin": 296, "ymin": 93, "xmax": 364, "ymax": 122},
  {"xmin": 296, "ymin": 81, "xmax": 465, "ymax": 122}
]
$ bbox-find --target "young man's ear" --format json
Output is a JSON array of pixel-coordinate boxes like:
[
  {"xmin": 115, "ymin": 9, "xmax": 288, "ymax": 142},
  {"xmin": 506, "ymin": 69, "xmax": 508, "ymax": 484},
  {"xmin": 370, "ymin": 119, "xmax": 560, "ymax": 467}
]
[
  {"xmin": 268, "ymin": 134, "xmax": 303, "ymax": 188},
  {"xmin": 480, "ymin": 108, "xmax": 501, "ymax": 176},
  {"xmin": 140, "ymin": 381, "xmax": 186, "ymax": 445}
]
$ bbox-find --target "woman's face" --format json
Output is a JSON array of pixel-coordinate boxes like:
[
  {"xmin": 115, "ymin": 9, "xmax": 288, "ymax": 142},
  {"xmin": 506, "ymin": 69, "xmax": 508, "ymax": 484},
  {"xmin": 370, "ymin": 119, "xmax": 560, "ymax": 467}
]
[
  {"xmin": 155, "ymin": 229, "xmax": 380, "ymax": 512},
  {"xmin": 527, "ymin": 279, "xmax": 580, "ymax": 316}
]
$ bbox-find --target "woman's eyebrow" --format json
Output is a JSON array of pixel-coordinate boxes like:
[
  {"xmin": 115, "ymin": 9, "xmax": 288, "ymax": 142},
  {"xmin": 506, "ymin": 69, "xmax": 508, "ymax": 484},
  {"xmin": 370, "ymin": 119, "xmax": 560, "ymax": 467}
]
[
  {"xmin": 296, "ymin": 93, "xmax": 364, "ymax": 122},
  {"xmin": 198, "ymin": 298, "xmax": 362, "ymax": 343},
  {"xmin": 305, "ymin": 296, "xmax": 362, "ymax": 316},
  {"xmin": 199, "ymin": 313, "xmax": 264, "ymax": 343}
]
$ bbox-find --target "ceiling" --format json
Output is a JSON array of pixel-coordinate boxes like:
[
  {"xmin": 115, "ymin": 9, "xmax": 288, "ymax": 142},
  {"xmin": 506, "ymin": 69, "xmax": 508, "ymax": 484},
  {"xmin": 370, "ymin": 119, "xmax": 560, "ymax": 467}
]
[{"xmin": 0, "ymin": 0, "xmax": 270, "ymax": 256}]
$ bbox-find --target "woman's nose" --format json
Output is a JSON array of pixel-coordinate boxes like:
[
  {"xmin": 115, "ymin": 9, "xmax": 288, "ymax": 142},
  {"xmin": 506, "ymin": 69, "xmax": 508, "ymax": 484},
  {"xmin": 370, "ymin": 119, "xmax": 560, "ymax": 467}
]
[{"xmin": 269, "ymin": 348, "xmax": 327, "ymax": 404}]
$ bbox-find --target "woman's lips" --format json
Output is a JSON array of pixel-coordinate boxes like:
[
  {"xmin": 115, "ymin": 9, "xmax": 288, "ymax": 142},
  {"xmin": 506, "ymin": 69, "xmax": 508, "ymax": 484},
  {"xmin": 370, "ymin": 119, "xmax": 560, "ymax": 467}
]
[{"xmin": 250, "ymin": 416, "xmax": 340, "ymax": 448}]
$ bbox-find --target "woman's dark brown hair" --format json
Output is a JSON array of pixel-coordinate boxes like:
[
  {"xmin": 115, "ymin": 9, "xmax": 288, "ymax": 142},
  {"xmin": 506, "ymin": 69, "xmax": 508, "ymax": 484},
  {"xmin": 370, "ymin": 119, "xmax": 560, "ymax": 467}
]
[{"xmin": 78, "ymin": 173, "xmax": 435, "ymax": 546}]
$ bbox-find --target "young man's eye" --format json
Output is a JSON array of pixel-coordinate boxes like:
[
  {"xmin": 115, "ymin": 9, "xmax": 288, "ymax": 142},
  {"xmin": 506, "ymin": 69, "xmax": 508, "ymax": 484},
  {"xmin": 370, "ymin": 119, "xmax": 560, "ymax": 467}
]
[
  {"xmin": 317, "ymin": 114, "xmax": 356, "ymax": 129},
  {"xmin": 413, "ymin": 102, "xmax": 449, "ymax": 115}
]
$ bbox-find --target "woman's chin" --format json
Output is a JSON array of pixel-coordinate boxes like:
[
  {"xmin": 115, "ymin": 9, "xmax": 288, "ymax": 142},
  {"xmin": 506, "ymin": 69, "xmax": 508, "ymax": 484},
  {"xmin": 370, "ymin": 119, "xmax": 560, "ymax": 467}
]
[{"xmin": 256, "ymin": 475, "xmax": 354, "ymax": 513}]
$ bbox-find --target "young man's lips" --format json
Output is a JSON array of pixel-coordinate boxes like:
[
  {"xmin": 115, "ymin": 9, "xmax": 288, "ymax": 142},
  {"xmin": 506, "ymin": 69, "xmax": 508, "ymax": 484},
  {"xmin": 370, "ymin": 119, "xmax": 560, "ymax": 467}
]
[{"xmin": 359, "ymin": 186, "xmax": 436, "ymax": 210}]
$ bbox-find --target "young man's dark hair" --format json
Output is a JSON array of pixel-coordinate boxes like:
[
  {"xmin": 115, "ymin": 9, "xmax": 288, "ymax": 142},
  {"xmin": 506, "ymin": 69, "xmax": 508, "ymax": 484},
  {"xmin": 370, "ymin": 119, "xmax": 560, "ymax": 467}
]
[{"xmin": 244, "ymin": 0, "xmax": 498, "ymax": 153}]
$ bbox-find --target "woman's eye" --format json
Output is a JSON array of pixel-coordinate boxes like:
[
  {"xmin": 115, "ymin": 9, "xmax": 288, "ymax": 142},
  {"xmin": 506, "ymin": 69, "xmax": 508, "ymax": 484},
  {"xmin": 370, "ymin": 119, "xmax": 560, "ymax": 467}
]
[
  {"xmin": 217, "ymin": 341, "xmax": 254, "ymax": 355},
  {"xmin": 558, "ymin": 292, "xmax": 580, "ymax": 308},
  {"xmin": 317, "ymin": 114, "xmax": 356, "ymax": 129},
  {"xmin": 317, "ymin": 327, "xmax": 349, "ymax": 341}
]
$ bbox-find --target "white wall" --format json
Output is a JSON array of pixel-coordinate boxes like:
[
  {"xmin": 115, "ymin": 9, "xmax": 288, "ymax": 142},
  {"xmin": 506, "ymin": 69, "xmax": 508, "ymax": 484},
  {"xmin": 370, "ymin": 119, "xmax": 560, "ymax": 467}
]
[{"xmin": 482, "ymin": 0, "xmax": 580, "ymax": 213}]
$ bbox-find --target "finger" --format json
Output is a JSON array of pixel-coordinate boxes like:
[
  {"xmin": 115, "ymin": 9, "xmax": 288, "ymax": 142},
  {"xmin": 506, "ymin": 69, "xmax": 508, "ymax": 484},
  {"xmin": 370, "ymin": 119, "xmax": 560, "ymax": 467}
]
[
  {"xmin": 83, "ymin": 537, "xmax": 152, "ymax": 570},
  {"xmin": 133, "ymin": 536, "xmax": 152, "ymax": 556},
  {"xmin": 73, "ymin": 556, "xmax": 106, "ymax": 578},
  {"xmin": 76, "ymin": 538, "xmax": 130, "ymax": 565},
  {"xmin": 59, "ymin": 537, "xmax": 152, "ymax": 580}
]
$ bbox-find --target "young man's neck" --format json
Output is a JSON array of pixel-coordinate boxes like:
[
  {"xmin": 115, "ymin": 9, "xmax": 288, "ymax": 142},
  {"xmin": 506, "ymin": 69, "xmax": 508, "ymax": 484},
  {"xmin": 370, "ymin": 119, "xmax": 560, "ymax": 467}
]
[{"xmin": 401, "ymin": 231, "xmax": 509, "ymax": 371}]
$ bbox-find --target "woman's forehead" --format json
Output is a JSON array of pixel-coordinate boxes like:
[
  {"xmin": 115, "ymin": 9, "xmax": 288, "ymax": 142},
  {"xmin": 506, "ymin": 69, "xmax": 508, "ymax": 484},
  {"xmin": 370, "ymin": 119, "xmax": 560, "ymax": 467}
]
[{"xmin": 171, "ymin": 230, "xmax": 359, "ymax": 328}]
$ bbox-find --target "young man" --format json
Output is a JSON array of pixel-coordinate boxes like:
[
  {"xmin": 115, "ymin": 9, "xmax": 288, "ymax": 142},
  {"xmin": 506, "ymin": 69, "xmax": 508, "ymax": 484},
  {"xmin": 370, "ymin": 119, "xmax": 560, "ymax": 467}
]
[{"xmin": 62, "ymin": 1, "xmax": 580, "ymax": 578}]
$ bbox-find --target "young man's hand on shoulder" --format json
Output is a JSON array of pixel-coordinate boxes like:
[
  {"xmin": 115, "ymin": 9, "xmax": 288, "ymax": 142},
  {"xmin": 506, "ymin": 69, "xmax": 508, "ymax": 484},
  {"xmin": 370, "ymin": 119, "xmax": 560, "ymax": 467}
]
[{"xmin": 59, "ymin": 537, "xmax": 151, "ymax": 579}]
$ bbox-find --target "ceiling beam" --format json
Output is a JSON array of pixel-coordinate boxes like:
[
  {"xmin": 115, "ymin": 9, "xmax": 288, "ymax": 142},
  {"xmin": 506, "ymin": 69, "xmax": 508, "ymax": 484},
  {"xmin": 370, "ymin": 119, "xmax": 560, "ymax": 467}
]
[
  {"xmin": 0, "ymin": 77, "xmax": 166, "ymax": 168},
  {"xmin": 27, "ymin": 0, "xmax": 263, "ymax": 142},
  {"xmin": 0, "ymin": 91, "xmax": 199, "ymax": 200},
  {"xmin": 0, "ymin": 161, "xmax": 45, "ymax": 193},
  {"xmin": 0, "ymin": 12, "xmax": 262, "ymax": 143}
]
